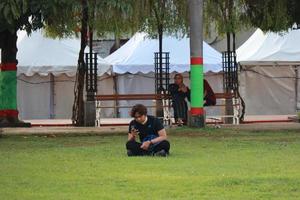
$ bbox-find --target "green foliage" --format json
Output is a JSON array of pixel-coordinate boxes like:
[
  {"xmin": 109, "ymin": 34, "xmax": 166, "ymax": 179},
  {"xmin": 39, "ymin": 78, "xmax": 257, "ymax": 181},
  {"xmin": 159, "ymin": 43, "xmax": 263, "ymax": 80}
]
[
  {"xmin": 204, "ymin": 0, "xmax": 249, "ymax": 37},
  {"xmin": 45, "ymin": 0, "xmax": 143, "ymax": 39},
  {"xmin": 45, "ymin": 0, "xmax": 189, "ymax": 40},
  {"xmin": 92, "ymin": 0, "xmax": 141, "ymax": 38},
  {"xmin": 0, "ymin": 0, "xmax": 190, "ymax": 39},
  {"xmin": 0, "ymin": 0, "xmax": 76, "ymax": 34},
  {"xmin": 139, "ymin": 0, "xmax": 189, "ymax": 38},
  {"xmin": 42, "ymin": 0, "xmax": 79, "ymax": 38},
  {"xmin": 243, "ymin": 0, "xmax": 300, "ymax": 32}
]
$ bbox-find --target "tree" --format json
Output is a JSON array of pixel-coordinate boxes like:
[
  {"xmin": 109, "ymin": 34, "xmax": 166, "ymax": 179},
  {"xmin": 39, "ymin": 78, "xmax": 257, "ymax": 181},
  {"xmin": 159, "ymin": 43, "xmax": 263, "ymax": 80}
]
[
  {"xmin": 0, "ymin": 0, "xmax": 74, "ymax": 126},
  {"xmin": 204, "ymin": 0, "xmax": 249, "ymax": 122},
  {"xmin": 63, "ymin": 0, "xmax": 189, "ymax": 125},
  {"xmin": 45, "ymin": 0, "xmax": 145, "ymax": 126}
]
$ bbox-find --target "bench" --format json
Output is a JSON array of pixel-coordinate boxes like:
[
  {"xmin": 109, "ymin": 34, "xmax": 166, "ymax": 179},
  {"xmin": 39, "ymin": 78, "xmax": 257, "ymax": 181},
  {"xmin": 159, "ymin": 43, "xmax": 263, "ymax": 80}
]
[
  {"xmin": 94, "ymin": 92, "xmax": 240, "ymax": 126},
  {"xmin": 94, "ymin": 93, "xmax": 172, "ymax": 126},
  {"xmin": 207, "ymin": 92, "xmax": 240, "ymax": 125}
]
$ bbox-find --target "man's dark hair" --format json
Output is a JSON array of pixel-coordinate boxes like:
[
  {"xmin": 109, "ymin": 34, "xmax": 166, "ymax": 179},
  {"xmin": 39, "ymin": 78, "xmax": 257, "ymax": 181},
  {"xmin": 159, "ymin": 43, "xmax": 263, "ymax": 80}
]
[{"xmin": 130, "ymin": 104, "xmax": 147, "ymax": 117}]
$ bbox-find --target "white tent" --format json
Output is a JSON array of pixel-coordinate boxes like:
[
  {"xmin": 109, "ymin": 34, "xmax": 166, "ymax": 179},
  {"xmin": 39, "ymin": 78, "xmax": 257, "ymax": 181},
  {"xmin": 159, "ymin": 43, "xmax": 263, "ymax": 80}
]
[
  {"xmin": 105, "ymin": 32, "xmax": 224, "ymax": 117},
  {"xmin": 17, "ymin": 30, "xmax": 111, "ymax": 76},
  {"xmin": 237, "ymin": 28, "xmax": 300, "ymax": 115},
  {"xmin": 17, "ymin": 30, "xmax": 114, "ymax": 120},
  {"xmin": 105, "ymin": 32, "xmax": 222, "ymax": 74}
]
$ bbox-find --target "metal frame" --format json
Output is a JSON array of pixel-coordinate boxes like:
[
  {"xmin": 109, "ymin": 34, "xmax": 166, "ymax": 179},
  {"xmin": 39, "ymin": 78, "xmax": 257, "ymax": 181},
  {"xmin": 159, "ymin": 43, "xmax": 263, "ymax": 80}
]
[
  {"xmin": 85, "ymin": 52, "xmax": 98, "ymax": 101},
  {"xmin": 222, "ymin": 51, "xmax": 238, "ymax": 93},
  {"xmin": 154, "ymin": 52, "xmax": 170, "ymax": 93}
]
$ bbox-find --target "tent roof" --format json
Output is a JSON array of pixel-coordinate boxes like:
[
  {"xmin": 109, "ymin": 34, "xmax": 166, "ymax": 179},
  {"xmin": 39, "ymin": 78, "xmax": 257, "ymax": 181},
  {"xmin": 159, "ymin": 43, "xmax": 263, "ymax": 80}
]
[
  {"xmin": 105, "ymin": 32, "xmax": 222, "ymax": 74},
  {"xmin": 237, "ymin": 28, "xmax": 300, "ymax": 65},
  {"xmin": 17, "ymin": 30, "xmax": 111, "ymax": 76}
]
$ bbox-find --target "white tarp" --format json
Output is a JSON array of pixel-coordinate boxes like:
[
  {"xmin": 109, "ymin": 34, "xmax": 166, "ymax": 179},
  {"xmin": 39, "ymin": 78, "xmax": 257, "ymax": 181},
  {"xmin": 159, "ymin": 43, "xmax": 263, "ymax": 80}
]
[
  {"xmin": 105, "ymin": 32, "xmax": 222, "ymax": 74},
  {"xmin": 16, "ymin": 30, "xmax": 114, "ymax": 120},
  {"xmin": 17, "ymin": 30, "xmax": 112, "ymax": 76},
  {"xmin": 17, "ymin": 74, "xmax": 114, "ymax": 120},
  {"xmin": 237, "ymin": 28, "xmax": 300, "ymax": 115},
  {"xmin": 236, "ymin": 29, "xmax": 267, "ymax": 62},
  {"xmin": 238, "ymin": 28, "xmax": 300, "ymax": 65},
  {"xmin": 17, "ymin": 74, "xmax": 51, "ymax": 119}
]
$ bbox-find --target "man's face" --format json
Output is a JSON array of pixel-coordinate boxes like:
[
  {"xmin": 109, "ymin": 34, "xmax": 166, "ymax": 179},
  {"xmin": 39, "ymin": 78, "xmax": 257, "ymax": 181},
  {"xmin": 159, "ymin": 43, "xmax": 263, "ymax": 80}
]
[{"xmin": 134, "ymin": 113, "xmax": 146, "ymax": 124}]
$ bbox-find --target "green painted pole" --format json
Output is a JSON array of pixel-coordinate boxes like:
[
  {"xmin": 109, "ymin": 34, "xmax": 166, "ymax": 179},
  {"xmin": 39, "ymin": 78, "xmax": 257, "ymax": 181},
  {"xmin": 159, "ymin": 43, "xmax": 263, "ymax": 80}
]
[
  {"xmin": 0, "ymin": 63, "xmax": 18, "ymax": 118},
  {"xmin": 188, "ymin": 0, "xmax": 205, "ymax": 127}
]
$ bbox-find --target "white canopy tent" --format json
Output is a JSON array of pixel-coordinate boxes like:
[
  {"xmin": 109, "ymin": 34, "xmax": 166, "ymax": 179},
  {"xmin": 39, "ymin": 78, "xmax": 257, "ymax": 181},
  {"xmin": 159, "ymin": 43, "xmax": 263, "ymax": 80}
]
[
  {"xmin": 237, "ymin": 28, "xmax": 300, "ymax": 115},
  {"xmin": 105, "ymin": 32, "xmax": 222, "ymax": 74},
  {"xmin": 105, "ymin": 32, "xmax": 223, "ymax": 117},
  {"xmin": 17, "ymin": 30, "xmax": 114, "ymax": 119},
  {"xmin": 17, "ymin": 30, "xmax": 111, "ymax": 76}
]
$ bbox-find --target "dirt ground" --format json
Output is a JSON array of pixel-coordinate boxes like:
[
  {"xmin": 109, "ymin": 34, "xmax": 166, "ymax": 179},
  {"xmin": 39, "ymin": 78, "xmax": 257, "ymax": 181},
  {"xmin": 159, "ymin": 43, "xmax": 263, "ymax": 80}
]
[{"xmin": 1, "ymin": 122, "xmax": 299, "ymax": 137}]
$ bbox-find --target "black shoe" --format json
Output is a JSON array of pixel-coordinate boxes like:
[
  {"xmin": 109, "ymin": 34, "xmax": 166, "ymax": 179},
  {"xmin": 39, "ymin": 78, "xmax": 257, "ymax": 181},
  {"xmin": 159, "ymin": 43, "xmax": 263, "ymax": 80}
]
[
  {"xmin": 154, "ymin": 149, "xmax": 168, "ymax": 157},
  {"xmin": 127, "ymin": 150, "xmax": 134, "ymax": 157}
]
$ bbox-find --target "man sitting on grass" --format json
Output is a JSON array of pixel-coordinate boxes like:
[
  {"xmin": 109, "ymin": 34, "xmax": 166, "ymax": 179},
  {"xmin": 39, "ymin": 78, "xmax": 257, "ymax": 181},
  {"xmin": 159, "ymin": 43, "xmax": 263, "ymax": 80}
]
[{"xmin": 126, "ymin": 104, "xmax": 170, "ymax": 157}]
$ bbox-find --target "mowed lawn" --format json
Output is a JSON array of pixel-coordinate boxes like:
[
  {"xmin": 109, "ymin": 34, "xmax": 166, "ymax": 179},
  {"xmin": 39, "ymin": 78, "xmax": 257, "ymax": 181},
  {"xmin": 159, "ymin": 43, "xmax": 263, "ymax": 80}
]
[{"xmin": 0, "ymin": 128, "xmax": 300, "ymax": 200}]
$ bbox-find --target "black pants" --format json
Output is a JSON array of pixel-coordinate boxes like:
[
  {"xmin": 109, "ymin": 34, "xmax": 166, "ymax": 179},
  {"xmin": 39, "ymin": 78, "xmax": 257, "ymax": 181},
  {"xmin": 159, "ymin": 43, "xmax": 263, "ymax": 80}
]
[
  {"xmin": 126, "ymin": 140, "xmax": 170, "ymax": 156},
  {"xmin": 172, "ymin": 99, "xmax": 188, "ymax": 122}
]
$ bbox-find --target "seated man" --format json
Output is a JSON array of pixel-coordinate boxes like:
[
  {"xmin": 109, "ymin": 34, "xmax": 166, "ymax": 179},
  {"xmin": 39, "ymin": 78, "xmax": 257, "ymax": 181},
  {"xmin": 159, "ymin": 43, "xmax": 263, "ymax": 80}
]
[
  {"xmin": 168, "ymin": 73, "xmax": 190, "ymax": 125},
  {"xmin": 126, "ymin": 104, "xmax": 170, "ymax": 157},
  {"xmin": 169, "ymin": 74, "xmax": 216, "ymax": 125}
]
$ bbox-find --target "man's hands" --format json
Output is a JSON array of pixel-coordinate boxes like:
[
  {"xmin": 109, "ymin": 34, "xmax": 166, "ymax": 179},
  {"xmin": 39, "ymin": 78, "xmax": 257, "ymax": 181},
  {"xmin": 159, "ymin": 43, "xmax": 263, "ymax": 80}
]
[
  {"xmin": 128, "ymin": 128, "xmax": 139, "ymax": 141},
  {"xmin": 140, "ymin": 140, "xmax": 151, "ymax": 150}
]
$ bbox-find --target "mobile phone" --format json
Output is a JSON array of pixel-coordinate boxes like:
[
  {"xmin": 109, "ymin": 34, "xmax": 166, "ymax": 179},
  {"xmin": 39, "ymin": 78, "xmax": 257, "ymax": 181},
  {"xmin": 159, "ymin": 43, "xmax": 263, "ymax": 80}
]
[{"xmin": 131, "ymin": 127, "xmax": 139, "ymax": 135}]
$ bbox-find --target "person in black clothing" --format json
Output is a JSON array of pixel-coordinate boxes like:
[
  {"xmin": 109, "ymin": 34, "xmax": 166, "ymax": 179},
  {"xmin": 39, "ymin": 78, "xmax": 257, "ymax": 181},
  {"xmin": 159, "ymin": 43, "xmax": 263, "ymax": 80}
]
[
  {"xmin": 169, "ymin": 74, "xmax": 216, "ymax": 125},
  {"xmin": 168, "ymin": 73, "xmax": 190, "ymax": 125},
  {"xmin": 126, "ymin": 104, "xmax": 170, "ymax": 157}
]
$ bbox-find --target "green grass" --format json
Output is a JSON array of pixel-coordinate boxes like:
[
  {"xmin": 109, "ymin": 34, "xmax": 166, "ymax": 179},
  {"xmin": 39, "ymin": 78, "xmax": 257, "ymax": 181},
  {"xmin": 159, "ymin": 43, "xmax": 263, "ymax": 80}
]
[{"xmin": 0, "ymin": 128, "xmax": 300, "ymax": 199}]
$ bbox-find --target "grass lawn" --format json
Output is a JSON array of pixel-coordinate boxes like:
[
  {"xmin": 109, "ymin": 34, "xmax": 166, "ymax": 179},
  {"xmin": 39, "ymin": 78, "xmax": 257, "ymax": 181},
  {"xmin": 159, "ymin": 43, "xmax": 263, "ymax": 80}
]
[{"xmin": 0, "ymin": 128, "xmax": 300, "ymax": 199}]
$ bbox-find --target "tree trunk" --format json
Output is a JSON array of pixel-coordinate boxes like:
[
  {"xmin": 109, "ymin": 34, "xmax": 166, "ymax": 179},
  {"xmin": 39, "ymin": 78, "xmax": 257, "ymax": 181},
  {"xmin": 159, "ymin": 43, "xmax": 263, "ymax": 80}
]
[
  {"xmin": 158, "ymin": 24, "xmax": 163, "ymax": 91},
  {"xmin": 72, "ymin": 0, "xmax": 88, "ymax": 126},
  {"xmin": 188, "ymin": 0, "xmax": 205, "ymax": 127},
  {"xmin": 156, "ymin": 24, "xmax": 164, "ymax": 118},
  {"xmin": 0, "ymin": 30, "xmax": 19, "ymax": 125},
  {"xmin": 225, "ymin": 32, "xmax": 234, "ymax": 124}
]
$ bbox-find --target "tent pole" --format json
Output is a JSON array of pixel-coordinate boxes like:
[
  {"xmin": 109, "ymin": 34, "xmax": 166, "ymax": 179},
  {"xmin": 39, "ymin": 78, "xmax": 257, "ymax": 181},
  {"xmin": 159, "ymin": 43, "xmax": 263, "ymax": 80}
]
[
  {"xmin": 113, "ymin": 74, "xmax": 119, "ymax": 117},
  {"xmin": 295, "ymin": 66, "xmax": 299, "ymax": 112},
  {"xmin": 49, "ymin": 74, "xmax": 55, "ymax": 119}
]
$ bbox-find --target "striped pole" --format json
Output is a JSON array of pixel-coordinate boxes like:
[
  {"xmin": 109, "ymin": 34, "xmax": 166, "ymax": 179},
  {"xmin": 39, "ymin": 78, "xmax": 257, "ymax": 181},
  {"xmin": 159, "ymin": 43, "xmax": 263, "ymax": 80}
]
[
  {"xmin": 190, "ymin": 57, "xmax": 204, "ymax": 115},
  {"xmin": 0, "ymin": 63, "xmax": 18, "ymax": 119},
  {"xmin": 188, "ymin": 0, "xmax": 205, "ymax": 127}
]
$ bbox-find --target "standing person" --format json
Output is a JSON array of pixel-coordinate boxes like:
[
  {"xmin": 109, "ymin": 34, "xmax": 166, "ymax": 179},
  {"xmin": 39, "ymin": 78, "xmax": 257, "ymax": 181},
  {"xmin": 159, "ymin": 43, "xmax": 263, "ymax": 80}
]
[
  {"xmin": 126, "ymin": 104, "xmax": 170, "ymax": 157},
  {"xmin": 168, "ymin": 73, "xmax": 190, "ymax": 126}
]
